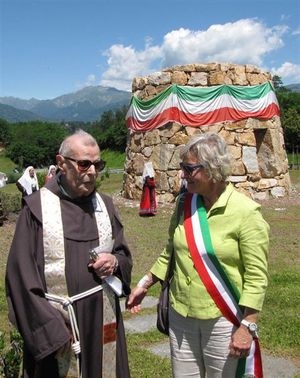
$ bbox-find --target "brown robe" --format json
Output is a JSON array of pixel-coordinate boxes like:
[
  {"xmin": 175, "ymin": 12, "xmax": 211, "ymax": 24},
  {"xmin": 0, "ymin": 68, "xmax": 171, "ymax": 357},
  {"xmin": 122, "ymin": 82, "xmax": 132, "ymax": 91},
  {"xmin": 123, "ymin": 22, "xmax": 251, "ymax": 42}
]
[{"xmin": 6, "ymin": 176, "xmax": 132, "ymax": 378}]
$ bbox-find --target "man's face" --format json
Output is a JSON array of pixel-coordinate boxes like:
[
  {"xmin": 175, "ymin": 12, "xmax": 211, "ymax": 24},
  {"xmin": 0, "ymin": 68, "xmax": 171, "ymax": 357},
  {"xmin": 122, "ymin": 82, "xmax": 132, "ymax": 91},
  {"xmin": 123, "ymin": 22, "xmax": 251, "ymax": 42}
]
[{"xmin": 57, "ymin": 138, "xmax": 101, "ymax": 198}]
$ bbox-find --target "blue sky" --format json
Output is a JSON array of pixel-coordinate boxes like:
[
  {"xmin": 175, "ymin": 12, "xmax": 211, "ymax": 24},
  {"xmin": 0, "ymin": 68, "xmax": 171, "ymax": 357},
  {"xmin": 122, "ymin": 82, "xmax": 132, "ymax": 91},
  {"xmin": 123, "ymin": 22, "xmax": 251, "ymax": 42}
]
[{"xmin": 1, "ymin": 0, "xmax": 300, "ymax": 100}]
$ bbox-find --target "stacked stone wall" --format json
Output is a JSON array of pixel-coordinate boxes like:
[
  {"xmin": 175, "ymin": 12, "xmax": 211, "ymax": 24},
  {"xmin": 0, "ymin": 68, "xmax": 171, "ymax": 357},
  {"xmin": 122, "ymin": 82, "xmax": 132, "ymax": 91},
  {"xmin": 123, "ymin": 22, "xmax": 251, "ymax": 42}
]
[{"xmin": 123, "ymin": 63, "xmax": 291, "ymax": 203}]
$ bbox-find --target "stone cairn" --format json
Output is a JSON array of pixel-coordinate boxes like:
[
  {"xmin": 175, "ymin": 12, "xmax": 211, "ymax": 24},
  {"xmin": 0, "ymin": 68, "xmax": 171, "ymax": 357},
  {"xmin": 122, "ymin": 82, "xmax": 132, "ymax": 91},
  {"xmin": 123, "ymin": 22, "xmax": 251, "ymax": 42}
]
[{"xmin": 123, "ymin": 63, "xmax": 291, "ymax": 203}]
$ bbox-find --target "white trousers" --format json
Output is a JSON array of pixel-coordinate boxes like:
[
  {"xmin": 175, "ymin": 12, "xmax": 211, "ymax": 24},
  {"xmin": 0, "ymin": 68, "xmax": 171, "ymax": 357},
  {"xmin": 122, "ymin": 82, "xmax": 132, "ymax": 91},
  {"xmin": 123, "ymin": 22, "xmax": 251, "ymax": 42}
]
[{"xmin": 169, "ymin": 307, "xmax": 238, "ymax": 378}]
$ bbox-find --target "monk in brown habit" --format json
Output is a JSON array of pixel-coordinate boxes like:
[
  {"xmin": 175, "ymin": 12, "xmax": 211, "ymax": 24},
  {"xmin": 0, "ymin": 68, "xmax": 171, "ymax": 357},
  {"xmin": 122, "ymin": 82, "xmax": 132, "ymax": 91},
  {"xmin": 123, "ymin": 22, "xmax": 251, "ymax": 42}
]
[{"xmin": 6, "ymin": 130, "xmax": 132, "ymax": 378}]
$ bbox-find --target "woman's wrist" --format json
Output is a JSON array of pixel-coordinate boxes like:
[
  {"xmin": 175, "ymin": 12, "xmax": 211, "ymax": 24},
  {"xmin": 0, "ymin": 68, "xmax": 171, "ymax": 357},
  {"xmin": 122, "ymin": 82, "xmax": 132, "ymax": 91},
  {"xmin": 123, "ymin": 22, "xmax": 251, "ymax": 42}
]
[{"xmin": 137, "ymin": 274, "xmax": 153, "ymax": 290}]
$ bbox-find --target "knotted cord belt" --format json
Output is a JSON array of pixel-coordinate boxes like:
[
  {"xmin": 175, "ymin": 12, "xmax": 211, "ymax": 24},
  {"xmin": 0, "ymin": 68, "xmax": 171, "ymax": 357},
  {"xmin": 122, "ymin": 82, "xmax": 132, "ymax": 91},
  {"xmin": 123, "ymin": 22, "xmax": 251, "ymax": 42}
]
[{"xmin": 45, "ymin": 284, "xmax": 105, "ymax": 378}]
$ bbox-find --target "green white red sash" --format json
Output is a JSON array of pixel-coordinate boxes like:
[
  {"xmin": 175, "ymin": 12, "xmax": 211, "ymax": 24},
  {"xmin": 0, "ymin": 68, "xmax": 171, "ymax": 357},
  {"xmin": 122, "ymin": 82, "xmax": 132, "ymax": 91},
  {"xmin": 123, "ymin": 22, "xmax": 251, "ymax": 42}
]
[{"xmin": 183, "ymin": 192, "xmax": 263, "ymax": 378}]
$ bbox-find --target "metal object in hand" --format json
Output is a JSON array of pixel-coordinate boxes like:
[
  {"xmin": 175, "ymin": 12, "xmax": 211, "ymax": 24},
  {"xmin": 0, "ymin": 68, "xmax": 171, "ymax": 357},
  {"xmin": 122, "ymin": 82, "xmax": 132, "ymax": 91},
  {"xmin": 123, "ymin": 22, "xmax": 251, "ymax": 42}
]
[{"xmin": 89, "ymin": 249, "xmax": 99, "ymax": 263}]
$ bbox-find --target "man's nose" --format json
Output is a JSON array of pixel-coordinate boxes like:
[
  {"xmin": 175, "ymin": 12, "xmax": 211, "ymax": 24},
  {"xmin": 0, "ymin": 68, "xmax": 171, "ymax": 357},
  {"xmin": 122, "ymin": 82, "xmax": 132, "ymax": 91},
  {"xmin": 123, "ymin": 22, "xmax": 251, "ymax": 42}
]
[{"xmin": 87, "ymin": 164, "xmax": 97, "ymax": 174}]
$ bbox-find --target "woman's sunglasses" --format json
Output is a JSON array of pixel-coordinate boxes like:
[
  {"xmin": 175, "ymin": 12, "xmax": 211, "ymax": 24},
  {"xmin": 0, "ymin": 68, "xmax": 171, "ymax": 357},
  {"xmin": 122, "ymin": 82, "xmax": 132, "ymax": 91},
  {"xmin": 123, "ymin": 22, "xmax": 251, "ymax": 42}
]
[
  {"xmin": 63, "ymin": 156, "xmax": 106, "ymax": 172},
  {"xmin": 180, "ymin": 162, "xmax": 205, "ymax": 176}
]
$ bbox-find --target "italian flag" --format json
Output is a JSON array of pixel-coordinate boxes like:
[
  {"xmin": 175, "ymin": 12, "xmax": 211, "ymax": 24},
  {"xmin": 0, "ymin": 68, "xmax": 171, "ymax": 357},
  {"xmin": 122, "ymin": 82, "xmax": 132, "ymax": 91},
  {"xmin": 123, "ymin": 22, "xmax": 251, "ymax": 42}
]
[{"xmin": 126, "ymin": 82, "xmax": 280, "ymax": 132}]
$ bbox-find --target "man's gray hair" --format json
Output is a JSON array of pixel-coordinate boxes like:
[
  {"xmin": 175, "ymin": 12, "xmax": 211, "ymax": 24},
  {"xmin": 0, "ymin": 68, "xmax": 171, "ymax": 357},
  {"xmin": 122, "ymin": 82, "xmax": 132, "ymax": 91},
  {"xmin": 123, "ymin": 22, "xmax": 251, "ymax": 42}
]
[
  {"xmin": 59, "ymin": 129, "xmax": 98, "ymax": 156},
  {"xmin": 180, "ymin": 132, "xmax": 231, "ymax": 182}
]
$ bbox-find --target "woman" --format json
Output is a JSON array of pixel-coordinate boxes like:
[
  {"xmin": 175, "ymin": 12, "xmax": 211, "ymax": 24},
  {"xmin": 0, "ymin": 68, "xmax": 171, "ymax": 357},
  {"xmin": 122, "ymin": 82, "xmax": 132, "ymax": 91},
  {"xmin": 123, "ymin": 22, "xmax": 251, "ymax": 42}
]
[
  {"xmin": 127, "ymin": 132, "xmax": 269, "ymax": 378},
  {"xmin": 16, "ymin": 166, "xmax": 39, "ymax": 196},
  {"xmin": 45, "ymin": 164, "xmax": 56, "ymax": 183}
]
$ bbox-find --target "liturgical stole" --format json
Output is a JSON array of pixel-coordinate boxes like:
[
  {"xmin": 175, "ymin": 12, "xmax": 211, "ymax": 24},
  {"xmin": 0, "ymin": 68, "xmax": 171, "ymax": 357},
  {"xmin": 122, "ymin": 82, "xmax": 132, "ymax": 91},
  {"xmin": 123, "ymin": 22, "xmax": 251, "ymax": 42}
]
[{"xmin": 41, "ymin": 188, "xmax": 117, "ymax": 378}]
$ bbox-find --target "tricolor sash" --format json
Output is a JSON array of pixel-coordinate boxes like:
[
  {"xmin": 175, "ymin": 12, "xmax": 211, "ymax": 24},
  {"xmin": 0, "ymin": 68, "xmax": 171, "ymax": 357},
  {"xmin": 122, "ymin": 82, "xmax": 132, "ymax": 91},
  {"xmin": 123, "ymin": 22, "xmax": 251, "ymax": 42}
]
[{"xmin": 183, "ymin": 192, "xmax": 263, "ymax": 378}]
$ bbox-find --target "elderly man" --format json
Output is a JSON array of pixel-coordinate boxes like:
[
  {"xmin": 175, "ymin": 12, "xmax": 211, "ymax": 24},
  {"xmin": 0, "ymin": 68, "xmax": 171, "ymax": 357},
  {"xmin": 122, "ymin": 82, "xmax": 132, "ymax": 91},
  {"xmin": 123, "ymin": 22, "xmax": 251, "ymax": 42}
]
[{"xmin": 6, "ymin": 130, "xmax": 132, "ymax": 378}]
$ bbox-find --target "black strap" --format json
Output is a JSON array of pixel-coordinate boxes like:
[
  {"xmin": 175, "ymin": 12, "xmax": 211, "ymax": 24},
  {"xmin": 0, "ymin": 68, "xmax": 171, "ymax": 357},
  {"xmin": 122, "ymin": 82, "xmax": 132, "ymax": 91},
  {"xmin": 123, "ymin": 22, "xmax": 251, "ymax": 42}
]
[{"xmin": 164, "ymin": 193, "xmax": 185, "ymax": 281}]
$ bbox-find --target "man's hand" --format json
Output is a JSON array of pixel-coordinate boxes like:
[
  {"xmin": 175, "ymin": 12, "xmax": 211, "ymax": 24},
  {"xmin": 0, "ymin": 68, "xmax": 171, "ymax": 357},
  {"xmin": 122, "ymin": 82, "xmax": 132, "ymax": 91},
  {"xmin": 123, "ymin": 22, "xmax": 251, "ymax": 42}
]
[{"xmin": 89, "ymin": 253, "xmax": 117, "ymax": 278}]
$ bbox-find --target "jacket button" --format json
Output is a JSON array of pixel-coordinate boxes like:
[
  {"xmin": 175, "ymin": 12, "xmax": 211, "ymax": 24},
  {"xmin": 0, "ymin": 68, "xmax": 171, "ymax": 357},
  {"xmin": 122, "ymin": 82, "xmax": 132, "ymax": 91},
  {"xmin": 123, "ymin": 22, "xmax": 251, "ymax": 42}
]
[{"xmin": 186, "ymin": 276, "xmax": 191, "ymax": 285}]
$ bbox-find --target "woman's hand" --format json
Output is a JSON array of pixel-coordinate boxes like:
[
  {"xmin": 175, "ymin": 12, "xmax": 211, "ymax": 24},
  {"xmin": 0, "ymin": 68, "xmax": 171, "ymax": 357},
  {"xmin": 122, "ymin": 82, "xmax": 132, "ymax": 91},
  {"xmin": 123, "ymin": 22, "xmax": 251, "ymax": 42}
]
[
  {"xmin": 89, "ymin": 253, "xmax": 117, "ymax": 279},
  {"xmin": 126, "ymin": 287, "xmax": 148, "ymax": 313},
  {"xmin": 229, "ymin": 325, "xmax": 253, "ymax": 358}
]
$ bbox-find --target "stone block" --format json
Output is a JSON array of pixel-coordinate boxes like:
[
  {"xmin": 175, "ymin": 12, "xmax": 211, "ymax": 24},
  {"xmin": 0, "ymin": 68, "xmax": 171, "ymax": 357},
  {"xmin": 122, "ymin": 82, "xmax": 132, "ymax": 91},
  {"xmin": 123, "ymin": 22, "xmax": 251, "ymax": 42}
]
[
  {"xmin": 132, "ymin": 77, "xmax": 148, "ymax": 91},
  {"xmin": 195, "ymin": 63, "xmax": 220, "ymax": 72},
  {"xmin": 208, "ymin": 71, "xmax": 226, "ymax": 85},
  {"xmin": 159, "ymin": 122, "xmax": 182, "ymax": 138},
  {"xmin": 228, "ymin": 145, "xmax": 242, "ymax": 159},
  {"xmin": 271, "ymin": 186, "xmax": 286, "ymax": 198},
  {"xmin": 242, "ymin": 146, "xmax": 259, "ymax": 173},
  {"xmin": 188, "ymin": 72, "xmax": 208, "ymax": 86},
  {"xmin": 246, "ymin": 73, "xmax": 269, "ymax": 85},
  {"xmin": 236, "ymin": 131, "xmax": 256, "ymax": 146},
  {"xmin": 152, "ymin": 144, "xmax": 175, "ymax": 171},
  {"xmin": 231, "ymin": 160, "xmax": 246, "ymax": 175},
  {"xmin": 148, "ymin": 72, "xmax": 171, "ymax": 86},
  {"xmin": 144, "ymin": 129, "xmax": 161, "ymax": 146},
  {"xmin": 229, "ymin": 175, "xmax": 247, "ymax": 182},
  {"xmin": 169, "ymin": 132, "xmax": 189, "ymax": 145},
  {"xmin": 258, "ymin": 178, "xmax": 278, "ymax": 189},
  {"xmin": 171, "ymin": 71, "xmax": 188, "ymax": 85}
]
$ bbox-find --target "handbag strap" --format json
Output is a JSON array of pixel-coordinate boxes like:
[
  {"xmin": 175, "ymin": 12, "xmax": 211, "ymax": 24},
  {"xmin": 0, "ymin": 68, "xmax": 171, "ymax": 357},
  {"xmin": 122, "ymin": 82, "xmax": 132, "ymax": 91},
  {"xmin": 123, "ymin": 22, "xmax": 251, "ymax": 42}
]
[{"xmin": 165, "ymin": 193, "xmax": 185, "ymax": 281}]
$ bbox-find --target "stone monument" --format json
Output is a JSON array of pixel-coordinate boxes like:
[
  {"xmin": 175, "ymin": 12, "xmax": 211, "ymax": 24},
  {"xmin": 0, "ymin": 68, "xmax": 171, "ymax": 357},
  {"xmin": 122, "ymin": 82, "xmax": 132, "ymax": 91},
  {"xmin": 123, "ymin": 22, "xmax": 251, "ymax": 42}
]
[{"xmin": 123, "ymin": 63, "xmax": 291, "ymax": 203}]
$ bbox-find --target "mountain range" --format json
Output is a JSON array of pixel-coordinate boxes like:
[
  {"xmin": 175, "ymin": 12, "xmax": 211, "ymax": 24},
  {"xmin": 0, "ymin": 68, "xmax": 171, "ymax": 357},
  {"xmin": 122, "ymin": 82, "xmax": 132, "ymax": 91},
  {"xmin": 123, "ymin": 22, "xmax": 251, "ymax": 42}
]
[
  {"xmin": 0, "ymin": 86, "xmax": 132, "ymax": 123},
  {"xmin": 0, "ymin": 83, "xmax": 299, "ymax": 124}
]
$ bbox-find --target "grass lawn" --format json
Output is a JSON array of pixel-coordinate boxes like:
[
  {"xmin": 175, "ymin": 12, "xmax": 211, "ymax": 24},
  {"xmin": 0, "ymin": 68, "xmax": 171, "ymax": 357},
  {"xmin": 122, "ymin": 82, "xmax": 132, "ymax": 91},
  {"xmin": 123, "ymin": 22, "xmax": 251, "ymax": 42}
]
[
  {"xmin": 0, "ymin": 151, "xmax": 18, "ymax": 173},
  {"xmin": 0, "ymin": 170, "xmax": 299, "ymax": 376}
]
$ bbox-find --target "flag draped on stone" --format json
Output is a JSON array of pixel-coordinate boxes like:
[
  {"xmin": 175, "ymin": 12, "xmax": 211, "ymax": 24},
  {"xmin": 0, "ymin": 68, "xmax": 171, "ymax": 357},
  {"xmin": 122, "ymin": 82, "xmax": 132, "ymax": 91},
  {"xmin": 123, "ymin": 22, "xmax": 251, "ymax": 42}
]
[{"xmin": 126, "ymin": 82, "xmax": 280, "ymax": 132}]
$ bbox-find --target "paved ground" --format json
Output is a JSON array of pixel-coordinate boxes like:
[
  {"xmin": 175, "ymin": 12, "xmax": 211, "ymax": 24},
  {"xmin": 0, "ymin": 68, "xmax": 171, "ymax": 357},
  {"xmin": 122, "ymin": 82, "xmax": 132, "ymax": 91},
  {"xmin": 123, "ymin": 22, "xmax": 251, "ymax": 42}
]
[{"xmin": 121, "ymin": 297, "xmax": 300, "ymax": 378}]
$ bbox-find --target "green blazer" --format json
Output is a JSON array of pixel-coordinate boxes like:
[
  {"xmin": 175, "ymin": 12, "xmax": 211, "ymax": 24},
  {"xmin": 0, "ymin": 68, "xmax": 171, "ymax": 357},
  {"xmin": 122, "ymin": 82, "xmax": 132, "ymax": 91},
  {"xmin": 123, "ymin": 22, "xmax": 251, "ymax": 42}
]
[{"xmin": 150, "ymin": 184, "xmax": 269, "ymax": 320}]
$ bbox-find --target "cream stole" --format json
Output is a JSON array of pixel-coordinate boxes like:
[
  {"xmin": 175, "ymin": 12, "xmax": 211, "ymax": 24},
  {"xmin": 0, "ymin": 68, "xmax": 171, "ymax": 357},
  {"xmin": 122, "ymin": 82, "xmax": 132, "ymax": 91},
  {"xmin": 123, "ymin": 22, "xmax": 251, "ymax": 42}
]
[{"xmin": 41, "ymin": 188, "xmax": 117, "ymax": 378}]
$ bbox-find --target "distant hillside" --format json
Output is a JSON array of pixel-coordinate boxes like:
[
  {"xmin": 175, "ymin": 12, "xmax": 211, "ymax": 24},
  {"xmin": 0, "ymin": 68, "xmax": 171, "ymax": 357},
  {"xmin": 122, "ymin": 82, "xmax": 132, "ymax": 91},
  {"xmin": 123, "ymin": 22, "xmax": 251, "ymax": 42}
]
[
  {"xmin": 285, "ymin": 83, "xmax": 300, "ymax": 93},
  {"xmin": 0, "ymin": 103, "xmax": 44, "ymax": 123},
  {"xmin": 0, "ymin": 86, "xmax": 132, "ymax": 122}
]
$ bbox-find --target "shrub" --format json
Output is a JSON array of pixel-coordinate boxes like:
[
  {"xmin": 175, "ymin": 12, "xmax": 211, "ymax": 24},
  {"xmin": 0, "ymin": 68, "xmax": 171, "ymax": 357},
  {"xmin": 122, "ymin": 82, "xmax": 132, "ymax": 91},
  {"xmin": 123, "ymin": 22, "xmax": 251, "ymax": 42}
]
[
  {"xmin": 6, "ymin": 172, "xmax": 21, "ymax": 184},
  {"xmin": 0, "ymin": 192, "xmax": 21, "ymax": 213},
  {"xmin": 37, "ymin": 171, "xmax": 47, "ymax": 188},
  {"xmin": 0, "ymin": 329, "xmax": 23, "ymax": 377}
]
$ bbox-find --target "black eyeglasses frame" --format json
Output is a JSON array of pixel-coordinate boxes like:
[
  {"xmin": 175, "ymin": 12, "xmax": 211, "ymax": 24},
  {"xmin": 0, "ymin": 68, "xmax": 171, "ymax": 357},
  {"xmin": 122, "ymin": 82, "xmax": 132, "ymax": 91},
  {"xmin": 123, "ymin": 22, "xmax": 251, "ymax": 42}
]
[
  {"xmin": 63, "ymin": 156, "xmax": 106, "ymax": 172},
  {"xmin": 180, "ymin": 162, "xmax": 206, "ymax": 176}
]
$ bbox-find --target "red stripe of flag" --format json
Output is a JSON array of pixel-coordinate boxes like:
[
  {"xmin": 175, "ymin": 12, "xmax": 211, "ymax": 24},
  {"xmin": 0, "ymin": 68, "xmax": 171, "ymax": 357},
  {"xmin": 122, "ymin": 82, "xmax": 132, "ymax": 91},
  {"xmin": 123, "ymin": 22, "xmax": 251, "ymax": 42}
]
[
  {"xmin": 183, "ymin": 194, "xmax": 239, "ymax": 326},
  {"xmin": 126, "ymin": 103, "xmax": 280, "ymax": 132}
]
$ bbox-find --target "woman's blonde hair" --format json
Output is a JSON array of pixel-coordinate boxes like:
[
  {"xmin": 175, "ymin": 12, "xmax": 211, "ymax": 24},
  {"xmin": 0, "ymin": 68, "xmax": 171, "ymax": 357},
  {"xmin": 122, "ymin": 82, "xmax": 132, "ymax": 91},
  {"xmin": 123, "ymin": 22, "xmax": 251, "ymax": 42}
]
[{"xmin": 180, "ymin": 132, "xmax": 231, "ymax": 182}]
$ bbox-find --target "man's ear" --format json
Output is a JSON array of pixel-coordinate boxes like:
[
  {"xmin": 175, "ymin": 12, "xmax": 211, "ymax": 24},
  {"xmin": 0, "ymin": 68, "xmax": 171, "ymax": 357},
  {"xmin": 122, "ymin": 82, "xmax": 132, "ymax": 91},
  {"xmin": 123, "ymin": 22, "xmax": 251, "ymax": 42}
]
[{"xmin": 56, "ymin": 155, "xmax": 65, "ymax": 173}]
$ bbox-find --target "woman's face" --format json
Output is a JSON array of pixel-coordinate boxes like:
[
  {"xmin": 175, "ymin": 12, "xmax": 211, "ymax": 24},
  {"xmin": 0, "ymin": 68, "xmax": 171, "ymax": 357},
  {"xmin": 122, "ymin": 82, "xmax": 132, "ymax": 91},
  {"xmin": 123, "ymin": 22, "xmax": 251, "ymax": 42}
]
[
  {"xmin": 50, "ymin": 167, "xmax": 56, "ymax": 175},
  {"xmin": 29, "ymin": 169, "xmax": 34, "ymax": 177},
  {"xmin": 181, "ymin": 154, "xmax": 211, "ymax": 195}
]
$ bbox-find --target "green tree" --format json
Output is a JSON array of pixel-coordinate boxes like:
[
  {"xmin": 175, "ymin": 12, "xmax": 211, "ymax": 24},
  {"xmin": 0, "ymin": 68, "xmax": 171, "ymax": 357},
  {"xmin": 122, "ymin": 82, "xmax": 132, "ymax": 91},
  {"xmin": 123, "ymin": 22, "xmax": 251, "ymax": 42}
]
[
  {"xmin": 0, "ymin": 118, "xmax": 12, "ymax": 146},
  {"xmin": 6, "ymin": 121, "xmax": 68, "ymax": 167},
  {"xmin": 274, "ymin": 76, "xmax": 300, "ymax": 151},
  {"xmin": 272, "ymin": 75, "xmax": 284, "ymax": 90},
  {"xmin": 281, "ymin": 108, "xmax": 300, "ymax": 150},
  {"xmin": 88, "ymin": 106, "xmax": 129, "ymax": 151}
]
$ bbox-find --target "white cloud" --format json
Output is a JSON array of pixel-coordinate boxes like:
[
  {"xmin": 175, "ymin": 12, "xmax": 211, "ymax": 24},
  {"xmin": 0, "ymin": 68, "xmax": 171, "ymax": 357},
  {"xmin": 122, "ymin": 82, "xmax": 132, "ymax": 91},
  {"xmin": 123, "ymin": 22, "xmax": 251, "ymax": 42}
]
[
  {"xmin": 271, "ymin": 62, "xmax": 300, "ymax": 84},
  {"xmin": 161, "ymin": 20, "xmax": 287, "ymax": 67},
  {"xmin": 100, "ymin": 43, "xmax": 161, "ymax": 91},
  {"xmin": 100, "ymin": 18, "xmax": 289, "ymax": 90},
  {"xmin": 85, "ymin": 74, "xmax": 96, "ymax": 86}
]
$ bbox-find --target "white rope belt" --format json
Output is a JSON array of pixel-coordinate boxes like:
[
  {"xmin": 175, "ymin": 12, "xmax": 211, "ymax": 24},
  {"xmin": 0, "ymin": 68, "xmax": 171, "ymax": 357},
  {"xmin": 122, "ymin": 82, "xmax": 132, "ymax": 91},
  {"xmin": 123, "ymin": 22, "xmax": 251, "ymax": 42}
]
[{"xmin": 45, "ymin": 284, "xmax": 105, "ymax": 377}]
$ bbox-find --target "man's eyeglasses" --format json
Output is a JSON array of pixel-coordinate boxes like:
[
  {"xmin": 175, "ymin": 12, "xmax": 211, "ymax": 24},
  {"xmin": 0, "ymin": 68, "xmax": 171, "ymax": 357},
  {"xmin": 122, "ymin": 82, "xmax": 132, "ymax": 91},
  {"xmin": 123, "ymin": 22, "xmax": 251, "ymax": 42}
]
[
  {"xmin": 180, "ymin": 162, "xmax": 206, "ymax": 176},
  {"xmin": 63, "ymin": 156, "xmax": 106, "ymax": 172}
]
